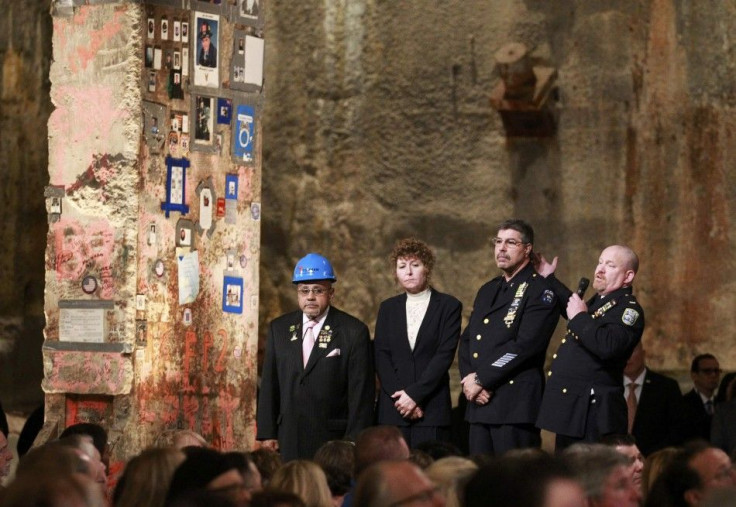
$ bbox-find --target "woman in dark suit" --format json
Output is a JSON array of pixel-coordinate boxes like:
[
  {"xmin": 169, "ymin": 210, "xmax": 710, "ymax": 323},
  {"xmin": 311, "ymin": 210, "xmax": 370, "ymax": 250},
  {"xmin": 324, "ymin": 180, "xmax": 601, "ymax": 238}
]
[{"xmin": 374, "ymin": 238, "xmax": 462, "ymax": 448}]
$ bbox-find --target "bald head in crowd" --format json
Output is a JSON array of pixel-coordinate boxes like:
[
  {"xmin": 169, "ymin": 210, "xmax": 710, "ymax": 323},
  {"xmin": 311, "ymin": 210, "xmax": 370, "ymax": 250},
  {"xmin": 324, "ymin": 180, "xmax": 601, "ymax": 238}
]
[
  {"xmin": 354, "ymin": 425, "xmax": 410, "ymax": 477},
  {"xmin": 354, "ymin": 460, "xmax": 444, "ymax": 507}
]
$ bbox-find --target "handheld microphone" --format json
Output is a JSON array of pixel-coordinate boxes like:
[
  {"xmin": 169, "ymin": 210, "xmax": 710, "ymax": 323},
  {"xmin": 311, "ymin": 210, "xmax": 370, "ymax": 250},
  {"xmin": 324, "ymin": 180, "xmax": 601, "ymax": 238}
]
[{"xmin": 576, "ymin": 277, "xmax": 590, "ymax": 298}]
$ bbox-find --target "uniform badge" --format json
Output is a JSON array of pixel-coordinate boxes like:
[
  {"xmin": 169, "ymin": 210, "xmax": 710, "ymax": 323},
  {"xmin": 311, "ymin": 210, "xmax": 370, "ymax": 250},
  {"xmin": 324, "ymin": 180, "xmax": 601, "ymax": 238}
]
[
  {"xmin": 622, "ymin": 308, "xmax": 639, "ymax": 326},
  {"xmin": 541, "ymin": 290, "xmax": 555, "ymax": 305}
]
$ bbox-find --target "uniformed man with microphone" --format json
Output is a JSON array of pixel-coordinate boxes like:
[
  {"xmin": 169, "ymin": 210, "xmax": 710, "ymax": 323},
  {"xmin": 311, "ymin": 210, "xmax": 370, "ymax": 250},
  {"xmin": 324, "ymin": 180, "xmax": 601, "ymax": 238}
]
[{"xmin": 535, "ymin": 245, "xmax": 645, "ymax": 450}]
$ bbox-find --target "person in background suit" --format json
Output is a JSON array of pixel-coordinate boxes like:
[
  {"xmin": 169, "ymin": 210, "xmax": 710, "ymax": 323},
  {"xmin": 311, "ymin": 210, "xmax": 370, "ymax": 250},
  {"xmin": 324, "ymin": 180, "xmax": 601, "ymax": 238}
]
[
  {"xmin": 256, "ymin": 253, "xmax": 375, "ymax": 461},
  {"xmin": 459, "ymin": 219, "xmax": 559, "ymax": 455},
  {"xmin": 682, "ymin": 353, "xmax": 721, "ymax": 442},
  {"xmin": 623, "ymin": 342, "xmax": 687, "ymax": 456},
  {"xmin": 536, "ymin": 245, "xmax": 645, "ymax": 450},
  {"xmin": 374, "ymin": 238, "xmax": 462, "ymax": 448}
]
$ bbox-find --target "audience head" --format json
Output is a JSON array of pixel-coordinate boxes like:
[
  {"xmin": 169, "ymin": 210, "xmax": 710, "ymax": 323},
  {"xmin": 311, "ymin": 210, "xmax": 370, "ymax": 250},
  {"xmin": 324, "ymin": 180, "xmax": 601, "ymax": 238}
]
[
  {"xmin": 112, "ymin": 446, "xmax": 185, "ymax": 507},
  {"xmin": 222, "ymin": 452, "xmax": 263, "ymax": 496},
  {"xmin": 354, "ymin": 425, "xmax": 409, "ymax": 476},
  {"xmin": 644, "ymin": 458, "xmax": 703, "ymax": 507},
  {"xmin": 1, "ymin": 470, "xmax": 106, "ymax": 507},
  {"xmin": 681, "ymin": 440, "xmax": 735, "ymax": 492},
  {"xmin": 600, "ymin": 434, "xmax": 644, "ymax": 492},
  {"xmin": 313, "ymin": 440, "xmax": 355, "ymax": 499},
  {"xmin": 464, "ymin": 452, "xmax": 585, "ymax": 507},
  {"xmin": 249, "ymin": 490, "xmax": 306, "ymax": 507},
  {"xmin": 59, "ymin": 433, "xmax": 108, "ymax": 486},
  {"xmin": 16, "ymin": 440, "xmax": 91, "ymax": 479},
  {"xmin": 563, "ymin": 443, "xmax": 641, "ymax": 507},
  {"xmin": 642, "ymin": 447, "xmax": 679, "ymax": 498},
  {"xmin": 166, "ymin": 447, "xmax": 250, "ymax": 506},
  {"xmin": 690, "ymin": 354, "xmax": 721, "ymax": 397},
  {"xmin": 60, "ymin": 422, "xmax": 110, "ymax": 467},
  {"xmin": 354, "ymin": 460, "xmax": 444, "ymax": 507},
  {"xmin": 425, "ymin": 456, "xmax": 477, "ymax": 507},
  {"xmin": 156, "ymin": 429, "xmax": 209, "ymax": 450},
  {"xmin": 250, "ymin": 447, "xmax": 283, "ymax": 487},
  {"xmin": 0, "ymin": 430, "xmax": 13, "ymax": 480},
  {"xmin": 268, "ymin": 459, "xmax": 332, "ymax": 507}
]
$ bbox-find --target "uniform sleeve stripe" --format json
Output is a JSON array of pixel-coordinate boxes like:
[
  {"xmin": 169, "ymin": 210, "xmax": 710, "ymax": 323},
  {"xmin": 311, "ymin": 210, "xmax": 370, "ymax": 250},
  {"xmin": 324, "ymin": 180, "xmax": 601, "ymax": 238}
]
[{"xmin": 491, "ymin": 353, "xmax": 517, "ymax": 367}]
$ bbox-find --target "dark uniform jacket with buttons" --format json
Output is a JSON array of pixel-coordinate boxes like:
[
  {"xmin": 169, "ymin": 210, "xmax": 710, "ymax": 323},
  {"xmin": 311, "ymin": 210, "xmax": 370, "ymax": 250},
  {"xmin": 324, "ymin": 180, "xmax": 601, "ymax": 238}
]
[
  {"xmin": 536, "ymin": 280, "xmax": 645, "ymax": 439},
  {"xmin": 459, "ymin": 262, "xmax": 559, "ymax": 425},
  {"xmin": 256, "ymin": 306, "xmax": 375, "ymax": 461},
  {"xmin": 375, "ymin": 290, "xmax": 462, "ymax": 427}
]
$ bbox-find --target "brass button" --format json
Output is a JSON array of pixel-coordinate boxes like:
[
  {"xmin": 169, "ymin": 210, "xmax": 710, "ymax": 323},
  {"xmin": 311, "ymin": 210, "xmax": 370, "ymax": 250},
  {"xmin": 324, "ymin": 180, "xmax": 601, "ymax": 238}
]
[
  {"xmin": 509, "ymin": 380, "xmax": 514, "ymax": 385},
  {"xmin": 473, "ymin": 352, "xmax": 478, "ymax": 359},
  {"xmin": 548, "ymin": 371, "xmax": 552, "ymax": 377},
  {"xmin": 562, "ymin": 388, "xmax": 567, "ymax": 393},
  {"xmin": 483, "ymin": 318, "xmax": 489, "ymax": 324},
  {"xmin": 553, "ymin": 353, "xmax": 557, "ymax": 359},
  {"xmin": 561, "ymin": 338, "xmax": 566, "ymax": 344},
  {"xmin": 476, "ymin": 334, "xmax": 482, "ymax": 340}
]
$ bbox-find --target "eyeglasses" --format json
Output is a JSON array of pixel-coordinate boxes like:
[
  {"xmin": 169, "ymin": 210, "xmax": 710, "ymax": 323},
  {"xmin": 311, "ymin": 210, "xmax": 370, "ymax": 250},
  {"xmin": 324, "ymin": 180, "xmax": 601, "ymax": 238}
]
[
  {"xmin": 491, "ymin": 237, "xmax": 526, "ymax": 248},
  {"xmin": 297, "ymin": 287, "xmax": 329, "ymax": 296},
  {"xmin": 698, "ymin": 368, "xmax": 722, "ymax": 375}
]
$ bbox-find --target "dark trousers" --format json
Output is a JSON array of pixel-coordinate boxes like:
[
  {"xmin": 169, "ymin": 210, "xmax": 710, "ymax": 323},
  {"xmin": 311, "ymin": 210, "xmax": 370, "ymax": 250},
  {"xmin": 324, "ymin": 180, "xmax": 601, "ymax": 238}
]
[
  {"xmin": 400, "ymin": 425, "xmax": 451, "ymax": 450},
  {"xmin": 468, "ymin": 423, "xmax": 541, "ymax": 456}
]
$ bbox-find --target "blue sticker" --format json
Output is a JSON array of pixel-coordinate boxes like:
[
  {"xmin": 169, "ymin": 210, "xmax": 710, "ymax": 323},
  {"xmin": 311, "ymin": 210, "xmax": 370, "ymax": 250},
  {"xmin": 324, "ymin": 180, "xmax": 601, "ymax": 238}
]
[
  {"xmin": 217, "ymin": 98, "xmax": 232, "ymax": 125},
  {"xmin": 225, "ymin": 173, "xmax": 238, "ymax": 200},
  {"xmin": 223, "ymin": 275, "xmax": 244, "ymax": 314},
  {"xmin": 232, "ymin": 104, "xmax": 255, "ymax": 162},
  {"xmin": 542, "ymin": 289, "xmax": 555, "ymax": 305}
]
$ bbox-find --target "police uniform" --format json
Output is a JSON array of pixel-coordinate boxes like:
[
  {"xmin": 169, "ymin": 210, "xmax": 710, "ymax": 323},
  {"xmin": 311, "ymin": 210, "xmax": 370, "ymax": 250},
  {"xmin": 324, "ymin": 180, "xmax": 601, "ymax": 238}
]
[
  {"xmin": 536, "ymin": 279, "xmax": 645, "ymax": 448},
  {"xmin": 458, "ymin": 262, "xmax": 559, "ymax": 455}
]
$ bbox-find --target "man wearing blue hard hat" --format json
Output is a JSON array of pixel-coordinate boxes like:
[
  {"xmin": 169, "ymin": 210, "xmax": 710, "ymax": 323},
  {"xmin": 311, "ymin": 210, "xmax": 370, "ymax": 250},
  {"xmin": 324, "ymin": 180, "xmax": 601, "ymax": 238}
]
[{"xmin": 256, "ymin": 253, "xmax": 375, "ymax": 460}]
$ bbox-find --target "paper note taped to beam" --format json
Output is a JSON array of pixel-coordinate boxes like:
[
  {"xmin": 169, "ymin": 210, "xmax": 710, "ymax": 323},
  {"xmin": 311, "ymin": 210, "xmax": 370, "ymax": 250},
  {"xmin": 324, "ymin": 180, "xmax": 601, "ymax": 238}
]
[{"xmin": 58, "ymin": 300, "xmax": 114, "ymax": 343}]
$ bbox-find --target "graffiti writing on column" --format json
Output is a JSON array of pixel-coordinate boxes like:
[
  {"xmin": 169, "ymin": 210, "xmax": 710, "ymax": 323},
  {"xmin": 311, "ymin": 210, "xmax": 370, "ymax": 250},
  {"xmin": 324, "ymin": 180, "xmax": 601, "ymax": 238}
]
[
  {"xmin": 138, "ymin": 326, "xmax": 246, "ymax": 450},
  {"xmin": 52, "ymin": 218, "xmax": 116, "ymax": 298}
]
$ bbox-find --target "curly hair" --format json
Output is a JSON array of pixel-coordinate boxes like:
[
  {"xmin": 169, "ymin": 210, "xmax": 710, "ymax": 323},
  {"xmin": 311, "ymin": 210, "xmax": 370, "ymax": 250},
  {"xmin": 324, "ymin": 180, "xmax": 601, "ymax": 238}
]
[{"xmin": 389, "ymin": 238, "xmax": 435, "ymax": 279}]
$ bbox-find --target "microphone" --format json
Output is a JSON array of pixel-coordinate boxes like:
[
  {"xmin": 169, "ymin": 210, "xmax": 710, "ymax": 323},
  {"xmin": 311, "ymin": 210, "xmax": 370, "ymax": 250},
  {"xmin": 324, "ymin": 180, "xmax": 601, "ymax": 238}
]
[{"xmin": 576, "ymin": 277, "xmax": 590, "ymax": 298}]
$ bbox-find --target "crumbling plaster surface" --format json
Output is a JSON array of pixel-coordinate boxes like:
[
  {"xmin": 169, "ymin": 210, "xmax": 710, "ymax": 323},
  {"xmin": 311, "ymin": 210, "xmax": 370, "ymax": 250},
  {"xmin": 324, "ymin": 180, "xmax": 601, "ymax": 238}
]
[{"xmin": 260, "ymin": 0, "xmax": 736, "ymax": 373}]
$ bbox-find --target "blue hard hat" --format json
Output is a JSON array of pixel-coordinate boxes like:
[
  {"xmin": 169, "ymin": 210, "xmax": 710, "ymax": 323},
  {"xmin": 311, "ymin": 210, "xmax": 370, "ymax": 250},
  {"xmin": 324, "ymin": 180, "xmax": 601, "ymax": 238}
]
[{"xmin": 292, "ymin": 253, "xmax": 337, "ymax": 283}]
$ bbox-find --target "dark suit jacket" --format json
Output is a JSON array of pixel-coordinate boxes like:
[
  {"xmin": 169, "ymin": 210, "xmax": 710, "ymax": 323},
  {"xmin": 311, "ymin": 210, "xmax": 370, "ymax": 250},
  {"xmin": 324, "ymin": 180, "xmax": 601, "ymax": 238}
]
[
  {"xmin": 631, "ymin": 369, "xmax": 687, "ymax": 456},
  {"xmin": 537, "ymin": 281, "xmax": 645, "ymax": 439},
  {"xmin": 712, "ymin": 399, "xmax": 736, "ymax": 455},
  {"xmin": 682, "ymin": 388, "xmax": 714, "ymax": 442},
  {"xmin": 256, "ymin": 306, "xmax": 375, "ymax": 461},
  {"xmin": 374, "ymin": 289, "xmax": 461, "ymax": 427},
  {"xmin": 458, "ymin": 262, "xmax": 559, "ymax": 425}
]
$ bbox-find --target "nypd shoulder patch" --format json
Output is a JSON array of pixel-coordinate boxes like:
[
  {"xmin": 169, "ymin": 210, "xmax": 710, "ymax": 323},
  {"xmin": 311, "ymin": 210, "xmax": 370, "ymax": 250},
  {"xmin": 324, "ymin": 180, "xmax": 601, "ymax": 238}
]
[
  {"xmin": 541, "ymin": 290, "xmax": 555, "ymax": 305},
  {"xmin": 622, "ymin": 308, "xmax": 639, "ymax": 326}
]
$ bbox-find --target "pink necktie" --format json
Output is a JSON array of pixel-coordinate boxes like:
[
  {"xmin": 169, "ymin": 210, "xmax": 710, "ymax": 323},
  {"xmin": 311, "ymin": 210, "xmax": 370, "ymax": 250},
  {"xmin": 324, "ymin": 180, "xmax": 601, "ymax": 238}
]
[{"xmin": 302, "ymin": 321, "xmax": 317, "ymax": 367}]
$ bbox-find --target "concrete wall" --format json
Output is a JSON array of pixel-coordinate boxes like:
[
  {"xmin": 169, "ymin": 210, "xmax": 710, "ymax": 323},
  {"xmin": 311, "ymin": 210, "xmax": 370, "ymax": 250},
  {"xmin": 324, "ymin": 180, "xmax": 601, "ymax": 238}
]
[
  {"xmin": 41, "ymin": 1, "xmax": 263, "ymax": 466},
  {"xmin": 260, "ymin": 0, "xmax": 736, "ymax": 375}
]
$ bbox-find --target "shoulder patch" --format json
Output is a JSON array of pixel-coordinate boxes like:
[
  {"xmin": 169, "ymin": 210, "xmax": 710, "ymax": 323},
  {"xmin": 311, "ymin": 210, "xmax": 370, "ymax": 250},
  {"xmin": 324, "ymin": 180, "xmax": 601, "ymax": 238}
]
[
  {"xmin": 541, "ymin": 289, "xmax": 555, "ymax": 305},
  {"xmin": 622, "ymin": 308, "xmax": 640, "ymax": 326}
]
